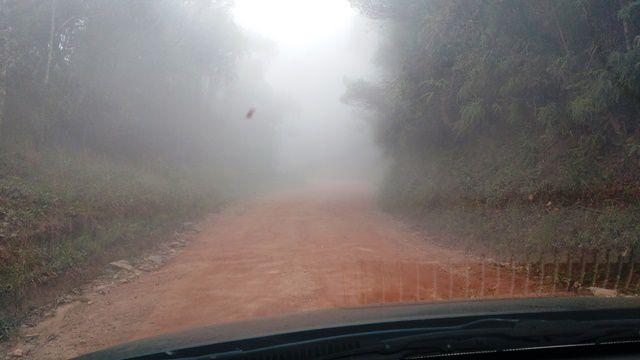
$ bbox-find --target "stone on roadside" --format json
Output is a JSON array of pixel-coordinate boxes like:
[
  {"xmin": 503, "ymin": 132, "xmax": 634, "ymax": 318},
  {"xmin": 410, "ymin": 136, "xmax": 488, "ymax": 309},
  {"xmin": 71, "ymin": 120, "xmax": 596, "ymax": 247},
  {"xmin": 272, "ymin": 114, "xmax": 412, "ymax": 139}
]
[
  {"xmin": 10, "ymin": 348, "xmax": 24, "ymax": 357},
  {"xmin": 137, "ymin": 264, "xmax": 154, "ymax": 272},
  {"xmin": 588, "ymin": 287, "xmax": 617, "ymax": 297},
  {"xmin": 109, "ymin": 260, "xmax": 135, "ymax": 272},
  {"xmin": 148, "ymin": 255, "xmax": 163, "ymax": 265},
  {"xmin": 94, "ymin": 285, "xmax": 108, "ymax": 295},
  {"xmin": 183, "ymin": 221, "xmax": 201, "ymax": 233},
  {"xmin": 169, "ymin": 241, "xmax": 185, "ymax": 249}
]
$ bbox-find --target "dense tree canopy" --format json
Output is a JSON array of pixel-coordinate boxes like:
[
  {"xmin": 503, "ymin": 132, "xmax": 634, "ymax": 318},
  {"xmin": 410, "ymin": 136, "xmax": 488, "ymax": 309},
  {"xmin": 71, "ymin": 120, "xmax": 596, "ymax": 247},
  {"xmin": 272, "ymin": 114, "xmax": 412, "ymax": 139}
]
[
  {"xmin": 346, "ymin": 0, "xmax": 640, "ymax": 256},
  {"xmin": 0, "ymin": 0, "xmax": 281, "ymax": 175},
  {"xmin": 0, "ymin": 0, "xmax": 289, "ymax": 318},
  {"xmin": 347, "ymin": 0, "xmax": 640, "ymax": 205}
]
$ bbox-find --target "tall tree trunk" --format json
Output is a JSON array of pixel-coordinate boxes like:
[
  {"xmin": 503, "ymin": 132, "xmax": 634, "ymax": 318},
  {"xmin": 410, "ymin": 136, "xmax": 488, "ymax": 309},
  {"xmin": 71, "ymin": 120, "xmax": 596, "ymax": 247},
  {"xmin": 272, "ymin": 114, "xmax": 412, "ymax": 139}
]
[
  {"xmin": 0, "ymin": 65, "xmax": 4, "ymax": 145},
  {"xmin": 619, "ymin": 0, "xmax": 632, "ymax": 51},
  {"xmin": 555, "ymin": 17, "xmax": 570, "ymax": 57},
  {"xmin": 39, "ymin": 0, "xmax": 57, "ymax": 148},
  {"xmin": 44, "ymin": 0, "xmax": 56, "ymax": 85},
  {"xmin": 0, "ymin": 1, "xmax": 7, "ymax": 146}
]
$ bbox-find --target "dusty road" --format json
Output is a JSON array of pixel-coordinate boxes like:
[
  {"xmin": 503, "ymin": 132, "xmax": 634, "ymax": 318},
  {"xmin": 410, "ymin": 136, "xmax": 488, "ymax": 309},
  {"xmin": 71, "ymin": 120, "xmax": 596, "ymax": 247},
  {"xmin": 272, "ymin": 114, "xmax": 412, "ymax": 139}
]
[{"xmin": 12, "ymin": 184, "xmax": 537, "ymax": 359}]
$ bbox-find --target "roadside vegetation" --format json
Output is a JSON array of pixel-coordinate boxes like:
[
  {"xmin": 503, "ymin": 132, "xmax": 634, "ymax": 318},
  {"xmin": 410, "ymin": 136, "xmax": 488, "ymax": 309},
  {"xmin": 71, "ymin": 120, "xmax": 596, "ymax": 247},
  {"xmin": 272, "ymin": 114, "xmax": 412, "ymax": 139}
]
[
  {"xmin": 0, "ymin": 0, "xmax": 284, "ymax": 339},
  {"xmin": 0, "ymin": 148, "xmax": 226, "ymax": 311},
  {"xmin": 346, "ymin": 0, "xmax": 640, "ymax": 287}
]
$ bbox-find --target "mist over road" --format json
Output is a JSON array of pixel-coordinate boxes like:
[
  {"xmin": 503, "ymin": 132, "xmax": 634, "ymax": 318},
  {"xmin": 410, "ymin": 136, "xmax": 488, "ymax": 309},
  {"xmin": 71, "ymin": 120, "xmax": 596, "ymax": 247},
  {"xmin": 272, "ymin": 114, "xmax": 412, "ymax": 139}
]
[{"xmin": 22, "ymin": 183, "xmax": 518, "ymax": 359}]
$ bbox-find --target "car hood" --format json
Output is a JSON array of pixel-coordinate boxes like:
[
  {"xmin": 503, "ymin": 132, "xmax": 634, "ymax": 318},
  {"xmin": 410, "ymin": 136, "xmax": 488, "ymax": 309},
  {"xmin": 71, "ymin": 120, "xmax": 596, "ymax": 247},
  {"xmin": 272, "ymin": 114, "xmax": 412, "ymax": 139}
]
[{"xmin": 77, "ymin": 296, "xmax": 640, "ymax": 359}]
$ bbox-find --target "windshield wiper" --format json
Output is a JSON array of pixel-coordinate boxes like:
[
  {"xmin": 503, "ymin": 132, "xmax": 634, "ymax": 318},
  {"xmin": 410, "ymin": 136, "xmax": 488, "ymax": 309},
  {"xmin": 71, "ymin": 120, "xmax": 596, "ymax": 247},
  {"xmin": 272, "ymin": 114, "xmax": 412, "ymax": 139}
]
[
  {"xmin": 176, "ymin": 318, "xmax": 640, "ymax": 360},
  {"xmin": 325, "ymin": 318, "xmax": 640, "ymax": 359}
]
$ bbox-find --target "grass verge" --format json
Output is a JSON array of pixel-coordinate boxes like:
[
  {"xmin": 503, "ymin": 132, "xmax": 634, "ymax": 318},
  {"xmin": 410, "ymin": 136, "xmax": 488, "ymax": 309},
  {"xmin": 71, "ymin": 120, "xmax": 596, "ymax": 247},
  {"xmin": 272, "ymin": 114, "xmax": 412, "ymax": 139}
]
[{"xmin": 0, "ymin": 147, "xmax": 229, "ymax": 341}]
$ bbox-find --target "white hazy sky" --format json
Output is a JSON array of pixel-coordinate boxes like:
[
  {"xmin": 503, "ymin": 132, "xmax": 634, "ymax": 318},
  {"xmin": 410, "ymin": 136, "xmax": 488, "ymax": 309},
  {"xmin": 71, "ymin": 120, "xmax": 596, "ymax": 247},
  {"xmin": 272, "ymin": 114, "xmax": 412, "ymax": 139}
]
[
  {"xmin": 233, "ymin": 0, "xmax": 383, "ymax": 180},
  {"xmin": 233, "ymin": 0, "xmax": 353, "ymax": 47}
]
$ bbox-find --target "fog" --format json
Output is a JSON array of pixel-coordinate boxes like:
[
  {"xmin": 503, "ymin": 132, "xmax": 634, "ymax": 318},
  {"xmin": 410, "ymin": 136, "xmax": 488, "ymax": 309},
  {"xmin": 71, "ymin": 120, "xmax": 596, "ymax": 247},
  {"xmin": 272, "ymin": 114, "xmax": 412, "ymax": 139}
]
[
  {"xmin": 5, "ymin": 2, "xmax": 640, "ymax": 350},
  {"xmin": 233, "ymin": 0, "xmax": 385, "ymax": 184},
  {"xmin": 0, "ymin": 0, "xmax": 388, "ymax": 196}
]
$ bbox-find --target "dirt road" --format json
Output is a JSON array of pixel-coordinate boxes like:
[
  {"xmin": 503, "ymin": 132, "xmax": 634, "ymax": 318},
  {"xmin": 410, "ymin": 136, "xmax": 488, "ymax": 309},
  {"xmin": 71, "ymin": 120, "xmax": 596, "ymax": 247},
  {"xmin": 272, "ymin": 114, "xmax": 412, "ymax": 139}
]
[{"xmin": 10, "ymin": 184, "xmax": 537, "ymax": 359}]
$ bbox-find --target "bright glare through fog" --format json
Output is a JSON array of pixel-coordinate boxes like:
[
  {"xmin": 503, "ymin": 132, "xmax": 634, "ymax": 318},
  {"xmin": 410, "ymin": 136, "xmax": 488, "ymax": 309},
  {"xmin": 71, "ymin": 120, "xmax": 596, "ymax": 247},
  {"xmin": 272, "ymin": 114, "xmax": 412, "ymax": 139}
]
[
  {"xmin": 232, "ymin": 0, "xmax": 353, "ymax": 46},
  {"xmin": 232, "ymin": 0, "xmax": 382, "ymax": 181}
]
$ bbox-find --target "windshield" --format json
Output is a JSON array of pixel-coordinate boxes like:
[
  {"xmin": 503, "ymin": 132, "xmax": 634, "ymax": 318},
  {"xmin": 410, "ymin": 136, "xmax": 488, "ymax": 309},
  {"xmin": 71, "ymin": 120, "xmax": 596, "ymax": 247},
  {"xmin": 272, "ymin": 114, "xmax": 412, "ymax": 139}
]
[{"xmin": 0, "ymin": 0, "xmax": 638, "ymax": 358}]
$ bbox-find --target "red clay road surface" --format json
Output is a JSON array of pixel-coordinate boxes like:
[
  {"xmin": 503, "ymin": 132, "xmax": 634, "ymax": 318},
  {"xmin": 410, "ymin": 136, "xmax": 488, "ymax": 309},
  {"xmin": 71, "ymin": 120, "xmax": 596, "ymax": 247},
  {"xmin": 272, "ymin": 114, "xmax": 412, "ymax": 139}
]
[{"xmin": 17, "ymin": 183, "xmax": 550, "ymax": 359}]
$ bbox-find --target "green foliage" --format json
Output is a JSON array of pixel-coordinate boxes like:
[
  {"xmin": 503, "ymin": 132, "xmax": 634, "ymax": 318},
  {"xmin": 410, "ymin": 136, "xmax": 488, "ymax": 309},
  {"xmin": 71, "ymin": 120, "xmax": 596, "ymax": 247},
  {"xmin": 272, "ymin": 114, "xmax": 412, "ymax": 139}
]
[
  {"xmin": 0, "ymin": 315, "xmax": 18, "ymax": 342},
  {"xmin": 567, "ymin": 70, "xmax": 619, "ymax": 125},
  {"xmin": 348, "ymin": 0, "xmax": 640, "ymax": 200},
  {"xmin": 456, "ymin": 101, "xmax": 485, "ymax": 134},
  {"xmin": 618, "ymin": 0, "xmax": 640, "ymax": 20},
  {"xmin": 609, "ymin": 48, "xmax": 640, "ymax": 101},
  {"xmin": 0, "ymin": 1, "xmax": 284, "ymax": 326},
  {"xmin": 536, "ymin": 103, "xmax": 569, "ymax": 137},
  {"xmin": 0, "ymin": 147, "xmax": 229, "ymax": 322},
  {"xmin": 349, "ymin": 0, "xmax": 640, "ymax": 256},
  {"xmin": 0, "ymin": 0, "xmax": 281, "ymax": 178}
]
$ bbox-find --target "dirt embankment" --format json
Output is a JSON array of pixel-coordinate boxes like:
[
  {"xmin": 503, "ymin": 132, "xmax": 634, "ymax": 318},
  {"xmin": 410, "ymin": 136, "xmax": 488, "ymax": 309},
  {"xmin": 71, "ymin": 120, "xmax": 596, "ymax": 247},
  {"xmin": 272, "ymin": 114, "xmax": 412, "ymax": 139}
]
[{"xmin": 2, "ymin": 184, "xmax": 561, "ymax": 359}]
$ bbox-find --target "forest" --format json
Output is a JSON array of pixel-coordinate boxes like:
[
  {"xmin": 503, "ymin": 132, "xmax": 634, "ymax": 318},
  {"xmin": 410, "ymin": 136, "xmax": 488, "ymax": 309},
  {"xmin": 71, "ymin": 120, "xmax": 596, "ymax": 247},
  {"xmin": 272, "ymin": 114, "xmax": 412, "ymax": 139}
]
[
  {"xmin": 0, "ymin": 0, "xmax": 283, "ymax": 335},
  {"xmin": 346, "ymin": 0, "xmax": 640, "ymax": 276},
  {"xmin": 4, "ymin": 0, "xmax": 640, "ymax": 347}
]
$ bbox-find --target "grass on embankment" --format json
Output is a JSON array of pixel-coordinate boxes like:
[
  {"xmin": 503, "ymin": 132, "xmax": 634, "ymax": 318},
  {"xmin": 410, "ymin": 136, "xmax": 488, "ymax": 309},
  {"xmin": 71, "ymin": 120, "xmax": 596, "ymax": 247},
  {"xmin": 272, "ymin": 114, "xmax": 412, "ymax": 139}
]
[
  {"xmin": 389, "ymin": 202, "xmax": 640, "ymax": 261},
  {"xmin": 0, "ymin": 147, "xmax": 231, "ymax": 341},
  {"xmin": 379, "ymin": 137, "xmax": 640, "ymax": 277}
]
